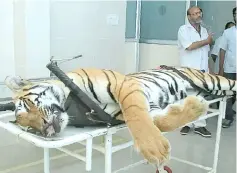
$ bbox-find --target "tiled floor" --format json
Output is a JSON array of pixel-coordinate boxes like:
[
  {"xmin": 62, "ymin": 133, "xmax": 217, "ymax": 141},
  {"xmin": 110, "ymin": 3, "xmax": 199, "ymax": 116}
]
[{"xmin": 0, "ymin": 116, "xmax": 235, "ymax": 173}]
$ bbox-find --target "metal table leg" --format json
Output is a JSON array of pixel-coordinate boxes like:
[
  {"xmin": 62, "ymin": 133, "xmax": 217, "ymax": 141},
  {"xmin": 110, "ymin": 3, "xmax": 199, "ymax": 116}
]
[
  {"xmin": 86, "ymin": 137, "xmax": 93, "ymax": 171},
  {"xmin": 212, "ymin": 98, "xmax": 226, "ymax": 173},
  {"xmin": 105, "ymin": 133, "xmax": 113, "ymax": 173},
  {"xmin": 44, "ymin": 148, "xmax": 50, "ymax": 173}
]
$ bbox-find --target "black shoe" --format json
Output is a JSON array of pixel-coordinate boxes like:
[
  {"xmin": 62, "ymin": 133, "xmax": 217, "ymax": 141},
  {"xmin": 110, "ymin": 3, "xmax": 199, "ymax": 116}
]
[
  {"xmin": 194, "ymin": 127, "xmax": 211, "ymax": 138},
  {"xmin": 180, "ymin": 126, "xmax": 190, "ymax": 135},
  {"xmin": 222, "ymin": 119, "xmax": 233, "ymax": 128}
]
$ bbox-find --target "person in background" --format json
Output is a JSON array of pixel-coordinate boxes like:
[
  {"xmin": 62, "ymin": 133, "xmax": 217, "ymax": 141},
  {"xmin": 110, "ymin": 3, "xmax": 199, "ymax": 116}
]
[
  {"xmin": 211, "ymin": 22, "xmax": 235, "ymax": 74},
  {"xmin": 210, "ymin": 21, "xmax": 235, "ymax": 111},
  {"xmin": 218, "ymin": 7, "xmax": 236, "ymax": 128},
  {"xmin": 177, "ymin": 6, "xmax": 212, "ymax": 137}
]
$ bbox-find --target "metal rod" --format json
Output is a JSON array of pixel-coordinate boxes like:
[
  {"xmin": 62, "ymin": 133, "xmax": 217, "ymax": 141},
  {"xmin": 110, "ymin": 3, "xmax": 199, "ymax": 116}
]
[
  {"xmin": 0, "ymin": 112, "xmax": 14, "ymax": 119},
  {"xmin": 44, "ymin": 148, "xmax": 50, "ymax": 173},
  {"xmin": 170, "ymin": 156, "xmax": 212, "ymax": 171},
  {"xmin": 57, "ymin": 147, "xmax": 86, "ymax": 162},
  {"xmin": 112, "ymin": 141, "xmax": 133, "ymax": 153},
  {"xmin": 50, "ymin": 54, "xmax": 82, "ymax": 62},
  {"xmin": 105, "ymin": 134, "xmax": 113, "ymax": 173},
  {"xmin": 135, "ymin": 0, "xmax": 141, "ymax": 72},
  {"xmin": 212, "ymin": 99, "xmax": 226, "ymax": 172},
  {"xmin": 86, "ymin": 138, "xmax": 93, "ymax": 171},
  {"xmin": 185, "ymin": 0, "xmax": 191, "ymax": 24},
  {"xmin": 50, "ymin": 55, "xmax": 82, "ymax": 65},
  {"xmin": 112, "ymin": 160, "xmax": 147, "ymax": 173}
]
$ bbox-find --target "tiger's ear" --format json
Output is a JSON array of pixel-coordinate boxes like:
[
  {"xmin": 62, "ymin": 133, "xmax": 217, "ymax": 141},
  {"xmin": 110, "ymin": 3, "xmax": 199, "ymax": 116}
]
[{"xmin": 4, "ymin": 76, "xmax": 32, "ymax": 92}]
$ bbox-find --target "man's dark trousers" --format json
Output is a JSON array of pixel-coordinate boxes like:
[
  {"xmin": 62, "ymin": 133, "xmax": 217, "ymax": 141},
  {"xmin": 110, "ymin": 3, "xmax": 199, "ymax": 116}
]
[{"xmin": 224, "ymin": 73, "xmax": 236, "ymax": 121}]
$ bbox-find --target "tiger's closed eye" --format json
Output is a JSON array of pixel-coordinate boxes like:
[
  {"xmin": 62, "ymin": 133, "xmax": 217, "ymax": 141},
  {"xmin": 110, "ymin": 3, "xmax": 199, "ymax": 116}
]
[{"xmin": 42, "ymin": 117, "xmax": 48, "ymax": 124}]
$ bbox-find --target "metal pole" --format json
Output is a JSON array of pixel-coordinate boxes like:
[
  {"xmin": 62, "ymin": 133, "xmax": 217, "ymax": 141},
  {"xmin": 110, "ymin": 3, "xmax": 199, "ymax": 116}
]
[
  {"xmin": 86, "ymin": 138, "xmax": 93, "ymax": 171},
  {"xmin": 185, "ymin": 0, "xmax": 191, "ymax": 24},
  {"xmin": 212, "ymin": 98, "xmax": 226, "ymax": 172},
  {"xmin": 135, "ymin": 0, "xmax": 141, "ymax": 72},
  {"xmin": 44, "ymin": 148, "xmax": 50, "ymax": 173},
  {"xmin": 105, "ymin": 133, "xmax": 112, "ymax": 173}
]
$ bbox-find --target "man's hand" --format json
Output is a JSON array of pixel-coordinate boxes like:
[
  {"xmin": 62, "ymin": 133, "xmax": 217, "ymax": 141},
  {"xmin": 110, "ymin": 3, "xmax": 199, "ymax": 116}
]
[
  {"xmin": 209, "ymin": 69, "xmax": 215, "ymax": 75},
  {"xmin": 219, "ymin": 49, "xmax": 225, "ymax": 76},
  {"xmin": 205, "ymin": 34, "xmax": 213, "ymax": 45},
  {"xmin": 186, "ymin": 33, "xmax": 213, "ymax": 51}
]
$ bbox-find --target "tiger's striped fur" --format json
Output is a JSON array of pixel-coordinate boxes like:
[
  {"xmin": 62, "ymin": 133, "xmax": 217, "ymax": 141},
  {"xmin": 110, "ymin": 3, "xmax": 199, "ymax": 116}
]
[{"xmin": 5, "ymin": 66, "xmax": 236, "ymax": 166}]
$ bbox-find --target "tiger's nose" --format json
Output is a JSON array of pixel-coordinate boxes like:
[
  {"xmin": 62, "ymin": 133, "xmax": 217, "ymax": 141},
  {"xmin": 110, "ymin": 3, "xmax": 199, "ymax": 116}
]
[{"xmin": 52, "ymin": 116, "xmax": 61, "ymax": 133}]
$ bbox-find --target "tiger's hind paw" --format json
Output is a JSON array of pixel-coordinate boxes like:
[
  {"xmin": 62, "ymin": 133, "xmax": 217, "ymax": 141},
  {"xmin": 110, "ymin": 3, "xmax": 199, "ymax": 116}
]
[{"xmin": 183, "ymin": 95, "xmax": 208, "ymax": 121}]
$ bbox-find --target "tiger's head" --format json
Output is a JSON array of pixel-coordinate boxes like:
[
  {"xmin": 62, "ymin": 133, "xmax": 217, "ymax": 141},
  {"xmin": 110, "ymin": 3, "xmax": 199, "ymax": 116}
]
[{"xmin": 5, "ymin": 76, "xmax": 69, "ymax": 137}]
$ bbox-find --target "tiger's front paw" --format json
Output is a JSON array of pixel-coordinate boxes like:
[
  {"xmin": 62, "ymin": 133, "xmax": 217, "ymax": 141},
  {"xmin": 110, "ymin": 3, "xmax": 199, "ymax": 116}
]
[{"xmin": 134, "ymin": 126, "xmax": 170, "ymax": 166}]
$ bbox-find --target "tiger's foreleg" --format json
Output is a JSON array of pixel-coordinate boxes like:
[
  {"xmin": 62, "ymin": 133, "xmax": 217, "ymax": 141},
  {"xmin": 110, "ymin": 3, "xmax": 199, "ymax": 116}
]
[
  {"xmin": 153, "ymin": 96, "xmax": 208, "ymax": 132},
  {"xmin": 114, "ymin": 78, "xmax": 171, "ymax": 166}
]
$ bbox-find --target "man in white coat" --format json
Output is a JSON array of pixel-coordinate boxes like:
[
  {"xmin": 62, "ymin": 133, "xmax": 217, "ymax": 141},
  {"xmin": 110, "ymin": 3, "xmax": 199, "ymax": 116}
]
[
  {"xmin": 211, "ymin": 22, "xmax": 235, "ymax": 74},
  {"xmin": 177, "ymin": 6, "xmax": 212, "ymax": 137},
  {"xmin": 218, "ymin": 7, "xmax": 236, "ymax": 128}
]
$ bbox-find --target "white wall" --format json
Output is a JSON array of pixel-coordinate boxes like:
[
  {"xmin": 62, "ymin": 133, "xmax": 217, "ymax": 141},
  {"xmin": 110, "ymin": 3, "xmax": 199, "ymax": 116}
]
[
  {"xmin": 139, "ymin": 43, "xmax": 180, "ymax": 70},
  {"xmin": 0, "ymin": 0, "xmax": 15, "ymax": 82},
  {"xmin": 0, "ymin": 0, "xmax": 51, "ymax": 98},
  {"xmin": 50, "ymin": 0, "xmax": 127, "ymax": 74},
  {"xmin": 14, "ymin": 0, "xmax": 27, "ymax": 78},
  {"xmin": 24, "ymin": 0, "xmax": 51, "ymax": 79},
  {"xmin": 0, "ymin": 0, "xmax": 15, "ymax": 98},
  {"xmin": 5, "ymin": 0, "xmax": 50, "ymax": 80},
  {"xmin": 0, "ymin": 0, "xmax": 180, "ymax": 99},
  {"xmin": 124, "ymin": 42, "xmax": 137, "ymax": 74},
  {"xmin": 124, "ymin": 42, "xmax": 180, "ymax": 73}
]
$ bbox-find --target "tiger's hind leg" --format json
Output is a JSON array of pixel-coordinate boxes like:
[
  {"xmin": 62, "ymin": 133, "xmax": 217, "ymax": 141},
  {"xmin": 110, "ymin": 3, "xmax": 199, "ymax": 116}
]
[{"xmin": 153, "ymin": 95, "xmax": 208, "ymax": 132}]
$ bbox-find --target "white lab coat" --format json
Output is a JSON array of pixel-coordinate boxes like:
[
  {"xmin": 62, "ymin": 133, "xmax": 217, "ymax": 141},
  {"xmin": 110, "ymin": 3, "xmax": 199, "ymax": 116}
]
[
  {"xmin": 178, "ymin": 22, "xmax": 210, "ymax": 128},
  {"xmin": 219, "ymin": 26, "xmax": 236, "ymax": 73},
  {"xmin": 178, "ymin": 22, "xmax": 210, "ymax": 72}
]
